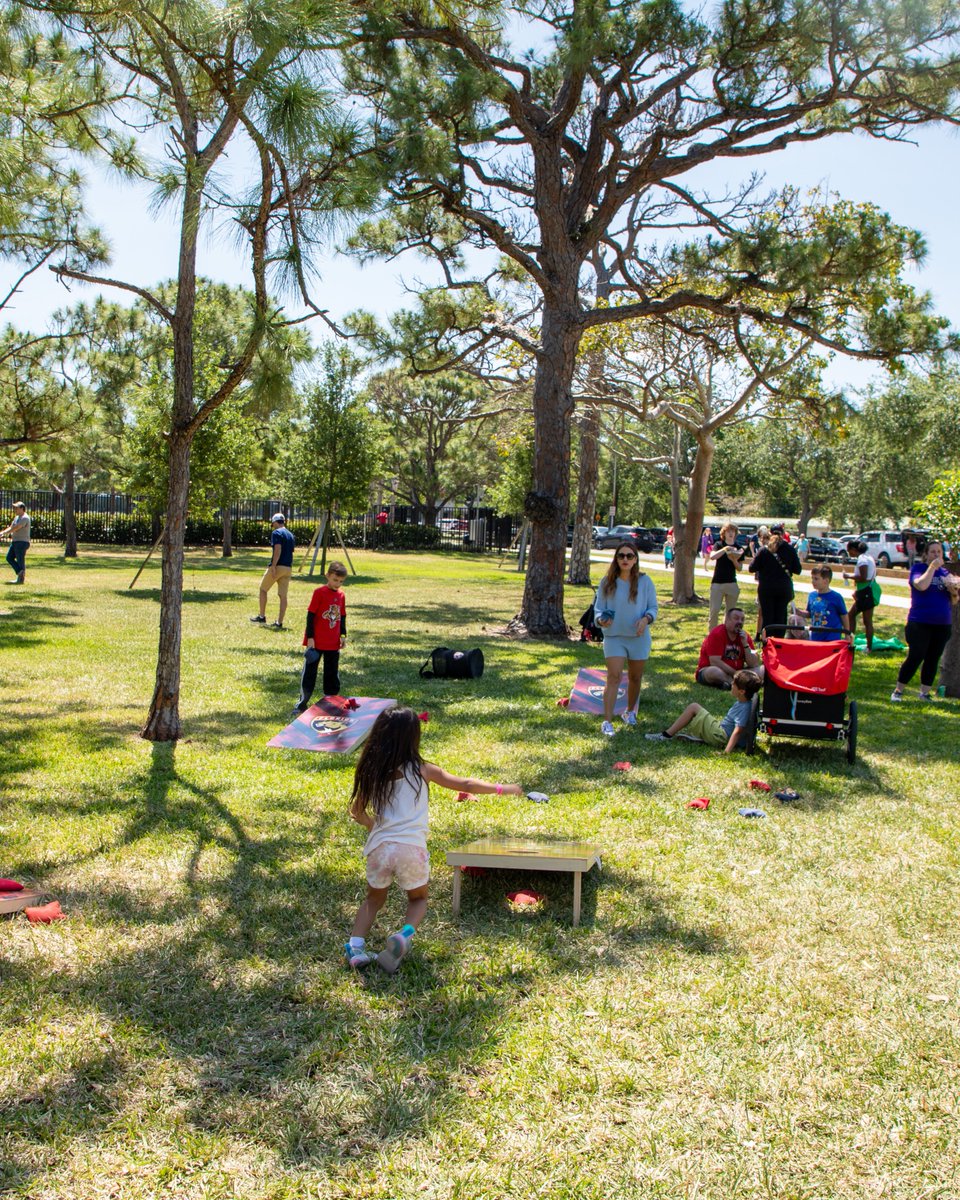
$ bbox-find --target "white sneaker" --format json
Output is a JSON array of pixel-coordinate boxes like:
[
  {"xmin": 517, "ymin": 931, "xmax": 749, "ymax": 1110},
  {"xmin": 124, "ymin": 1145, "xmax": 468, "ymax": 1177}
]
[
  {"xmin": 622, "ymin": 710, "xmax": 637, "ymax": 726},
  {"xmin": 645, "ymin": 731, "xmax": 668, "ymax": 742},
  {"xmin": 601, "ymin": 720, "xmax": 615, "ymax": 737},
  {"xmin": 890, "ymin": 689, "xmax": 903, "ymax": 703}
]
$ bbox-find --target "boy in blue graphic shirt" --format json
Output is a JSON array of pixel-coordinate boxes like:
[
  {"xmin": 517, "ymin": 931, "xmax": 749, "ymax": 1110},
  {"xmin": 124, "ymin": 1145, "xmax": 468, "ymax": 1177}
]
[{"xmin": 798, "ymin": 565, "xmax": 850, "ymax": 642}]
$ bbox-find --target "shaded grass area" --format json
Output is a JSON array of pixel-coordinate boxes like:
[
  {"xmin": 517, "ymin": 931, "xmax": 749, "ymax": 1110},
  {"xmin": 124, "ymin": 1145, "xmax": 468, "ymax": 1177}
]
[{"xmin": 1, "ymin": 545, "xmax": 959, "ymax": 1199}]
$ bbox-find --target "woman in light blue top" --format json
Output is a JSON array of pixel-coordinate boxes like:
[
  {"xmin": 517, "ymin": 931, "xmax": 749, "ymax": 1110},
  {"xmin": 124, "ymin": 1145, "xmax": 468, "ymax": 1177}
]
[{"xmin": 594, "ymin": 541, "xmax": 659, "ymax": 736}]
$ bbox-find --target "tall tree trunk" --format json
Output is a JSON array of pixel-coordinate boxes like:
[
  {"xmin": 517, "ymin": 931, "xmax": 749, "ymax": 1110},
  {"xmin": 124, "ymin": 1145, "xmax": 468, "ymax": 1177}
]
[
  {"xmin": 519, "ymin": 306, "xmax": 580, "ymax": 634},
  {"xmin": 321, "ymin": 504, "xmax": 332, "ymax": 575},
  {"xmin": 221, "ymin": 504, "xmax": 233, "ymax": 557},
  {"xmin": 63, "ymin": 463, "xmax": 78, "ymax": 558},
  {"xmin": 142, "ymin": 163, "xmax": 201, "ymax": 743},
  {"xmin": 672, "ymin": 433, "xmax": 714, "ymax": 605},
  {"xmin": 797, "ymin": 489, "xmax": 812, "ymax": 536},
  {"xmin": 567, "ymin": 404, "xmax": 599, "ymax": 586},
  {"xmin": 142, "ymin": 431, "xmax": 190, "ymax": 742}
]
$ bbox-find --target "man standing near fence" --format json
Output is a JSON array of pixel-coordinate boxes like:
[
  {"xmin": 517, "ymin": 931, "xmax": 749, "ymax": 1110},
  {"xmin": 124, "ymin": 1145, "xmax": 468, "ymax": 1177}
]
[
  {"xmin": 250, "ymin": 513, "xmax": 295, "ymax": 629},
  {"xmin": 1, "ymin": 501, "xmax": 31, "ymax": 584}
]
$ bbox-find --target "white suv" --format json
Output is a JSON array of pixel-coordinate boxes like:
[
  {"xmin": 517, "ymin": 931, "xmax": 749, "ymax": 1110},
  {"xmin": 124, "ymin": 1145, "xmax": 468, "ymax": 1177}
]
[{"xmin": 858, "ymin": 530, "xmax": 906, "ymax": 568}]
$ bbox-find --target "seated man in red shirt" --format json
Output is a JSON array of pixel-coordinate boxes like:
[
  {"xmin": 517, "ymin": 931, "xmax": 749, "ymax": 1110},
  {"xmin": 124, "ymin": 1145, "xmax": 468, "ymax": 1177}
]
[{"xmin": 696, "ymin": 607, "xmax": 763, "ymax": 689}]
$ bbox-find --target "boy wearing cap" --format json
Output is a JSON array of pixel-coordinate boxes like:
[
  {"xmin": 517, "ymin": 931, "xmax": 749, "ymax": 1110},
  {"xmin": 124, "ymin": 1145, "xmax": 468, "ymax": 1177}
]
[{"xmin": 251, "ymin": 513, "xmax": 295, "ymax": 628}]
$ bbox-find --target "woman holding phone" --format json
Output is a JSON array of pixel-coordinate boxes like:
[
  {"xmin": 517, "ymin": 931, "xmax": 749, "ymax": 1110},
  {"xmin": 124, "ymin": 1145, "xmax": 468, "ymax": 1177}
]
[
  {"xmin": 890, "ymin": 540, "xmax": 959, "ymax": 702},
  {"xmin": 594, "ymin": 542, "xmax": 658, "ymax": 737}
]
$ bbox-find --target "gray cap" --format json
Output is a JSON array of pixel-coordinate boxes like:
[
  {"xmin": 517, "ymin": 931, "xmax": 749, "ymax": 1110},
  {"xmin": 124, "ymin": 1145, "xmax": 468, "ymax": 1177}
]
[{"xmin": 271, "ymin": 513, "xmax": 286, "ymax": 523}]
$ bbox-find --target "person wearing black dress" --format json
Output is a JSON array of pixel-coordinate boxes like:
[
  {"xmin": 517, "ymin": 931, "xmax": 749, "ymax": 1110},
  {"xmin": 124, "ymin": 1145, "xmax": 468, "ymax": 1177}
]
[{"xmin": 748, "ymin": 523, "xmax": 802, "ymax": 636}]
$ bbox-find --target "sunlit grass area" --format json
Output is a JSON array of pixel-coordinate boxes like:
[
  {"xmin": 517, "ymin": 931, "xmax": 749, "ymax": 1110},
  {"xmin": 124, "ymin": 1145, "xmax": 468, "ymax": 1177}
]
[{"xmin": 2, "ymin": 545, "xmax": 958, "ymax": 1199}]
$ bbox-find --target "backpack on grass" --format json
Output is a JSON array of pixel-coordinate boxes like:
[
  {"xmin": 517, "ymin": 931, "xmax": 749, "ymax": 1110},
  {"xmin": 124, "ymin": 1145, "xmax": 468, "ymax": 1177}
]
[{"xmin": 419, "ymin": 647, "xmax": 485, "ymax": 680}]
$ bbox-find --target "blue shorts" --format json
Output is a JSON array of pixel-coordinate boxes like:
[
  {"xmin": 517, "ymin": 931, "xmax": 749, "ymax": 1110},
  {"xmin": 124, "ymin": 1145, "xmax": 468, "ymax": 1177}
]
[{"xmin": 602, "ymin": 631, "xmax": 652, "ymax": 661}]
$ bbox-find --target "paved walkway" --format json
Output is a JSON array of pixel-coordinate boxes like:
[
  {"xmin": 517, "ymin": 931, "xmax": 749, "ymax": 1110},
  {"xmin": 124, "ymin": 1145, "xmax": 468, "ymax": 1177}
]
[{"xmin": 583, "ymin": 550, "xmax": 911, "ymax": 611}]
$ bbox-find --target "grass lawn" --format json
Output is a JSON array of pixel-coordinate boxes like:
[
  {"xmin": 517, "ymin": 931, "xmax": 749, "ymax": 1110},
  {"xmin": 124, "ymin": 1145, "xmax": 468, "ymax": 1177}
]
[{"xmin": 2, "ymin": 545, "xmax": 959, "ymax": 1200}]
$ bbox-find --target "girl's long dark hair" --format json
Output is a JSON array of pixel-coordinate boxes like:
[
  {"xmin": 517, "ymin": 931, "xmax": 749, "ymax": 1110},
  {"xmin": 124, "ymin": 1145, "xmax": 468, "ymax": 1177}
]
[
  {"xmin": 601, "ymin": 541, "xmax": 640, "ymax": 602},
  {"xmin": 352, "ymin": 705, "xmax": 423, "ymax": 819}
]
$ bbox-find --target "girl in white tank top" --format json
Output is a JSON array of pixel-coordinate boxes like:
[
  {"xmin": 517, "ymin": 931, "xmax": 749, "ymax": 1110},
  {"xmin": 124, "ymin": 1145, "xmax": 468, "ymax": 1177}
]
[{"xmin": 345, "ymin": 706, "xmax": 523, "ymax": 973}]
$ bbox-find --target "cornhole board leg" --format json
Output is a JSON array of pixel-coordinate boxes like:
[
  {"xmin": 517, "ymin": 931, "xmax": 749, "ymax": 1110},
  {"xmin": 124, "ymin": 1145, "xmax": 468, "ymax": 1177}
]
[
  {"xmin": 451, "ymin": 868, "xmax": 462, "ymax": 918},
  {"xmin": 573, "ymin": 871, "xmax": 582, "ymax": 927}
]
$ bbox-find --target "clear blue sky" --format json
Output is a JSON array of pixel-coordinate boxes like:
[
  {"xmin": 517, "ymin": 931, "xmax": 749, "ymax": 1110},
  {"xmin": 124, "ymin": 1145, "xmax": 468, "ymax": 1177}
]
[{"xmin": 3, "ymin": 125, "xmax": 957, "ymax": 393}]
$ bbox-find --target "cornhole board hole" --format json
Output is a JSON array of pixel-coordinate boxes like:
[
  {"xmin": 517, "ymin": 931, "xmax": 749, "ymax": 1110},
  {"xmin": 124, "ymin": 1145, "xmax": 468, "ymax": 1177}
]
[
  {"xmin": 567, "ymin": 667, "xmax": 627, "ymax": 715},
  {"xmin": 446, "ymin": 838, "xmax": 601, "ymax": 927},
  {"xmin": 268, "ymin": 696, "xmax": 396, "ymax": 754},
  {"xmin": 0, "ymin": 888, "xmax": 46, "ymax": 917}
]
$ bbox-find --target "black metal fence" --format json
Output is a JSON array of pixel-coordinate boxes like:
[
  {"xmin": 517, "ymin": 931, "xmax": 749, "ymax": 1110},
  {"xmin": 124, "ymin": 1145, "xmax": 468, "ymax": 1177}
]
[{"xmin": 0, "ymin": 490, "xmax": 522, "ymax": 554}]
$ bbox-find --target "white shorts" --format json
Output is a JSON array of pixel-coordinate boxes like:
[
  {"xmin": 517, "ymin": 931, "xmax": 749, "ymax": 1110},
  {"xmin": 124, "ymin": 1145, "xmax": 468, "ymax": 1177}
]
[{"xmin": 365, "ymin": 842, "xmax": 430, "ymax": 890}]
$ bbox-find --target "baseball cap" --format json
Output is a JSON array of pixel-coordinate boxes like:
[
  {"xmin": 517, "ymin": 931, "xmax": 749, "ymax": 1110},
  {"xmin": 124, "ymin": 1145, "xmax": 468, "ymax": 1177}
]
[
  {"xmin": 770, "ymin": 522, "xmax": 785, "ymax": 533},
  {"xmin": 271, "ymin": 512, "xmax": 286, "ymax": 523}
]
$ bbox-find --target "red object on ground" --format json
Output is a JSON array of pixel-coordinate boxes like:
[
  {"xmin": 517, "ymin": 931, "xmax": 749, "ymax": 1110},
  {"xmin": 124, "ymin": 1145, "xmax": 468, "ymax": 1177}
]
[
  {"xmin": 687, "ymin": 797, "xmax": 710, "ymax": 810},
  {"xmin": 418, "ymin": 711, "xmax": 430, "ymax": 722},
  {"xmin": 461, "ymin": 866, "xmax": 487, "ymax": 877},
  {"xmin": 613, "ymin": 761, "xmax": 632, "ymax": 771},
  {"xmin": 556, "ymin": 696, "xmax": 570, "ymax": 707},
  {"xmin": 24, "ymin": 900, "xmax": 64, "ymax": 923},
  {"xmin": 749, "ymin": 780, "xmax": 771, "ymax": 792},
  {"xmin": 762, "ymin": 636, "xmax": 853, "ymax": 696},
  {"xmin": 506, "ymin": 890, "xmax": 544, "ymax": 906},
  {"xmin": 0, "ymin": 879, "xmax": 24, "ymax": 892},
  {"xmin": 456, "ymin": 790, "xmax": 477, "ymax": 803}
]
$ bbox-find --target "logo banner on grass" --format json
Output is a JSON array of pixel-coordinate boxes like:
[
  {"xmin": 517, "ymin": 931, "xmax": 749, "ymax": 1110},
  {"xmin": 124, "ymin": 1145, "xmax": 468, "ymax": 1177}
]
[
  {"xmin": 268, "ymin": 695, "xmax": 396, "ymax": 754},
  {"xmin": 567, "ymin": 667, "xmax": 627, "ymax": 715}
]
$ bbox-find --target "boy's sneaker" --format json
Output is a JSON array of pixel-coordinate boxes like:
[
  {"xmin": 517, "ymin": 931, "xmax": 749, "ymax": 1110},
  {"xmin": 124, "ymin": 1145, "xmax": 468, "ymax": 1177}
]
[
  {"xmin": 889, "ymin": 689, "xmax": 903, "ymax": 703},
  {"xmin": 621, "ymin": 710, "xmax": 637, "ymax": 727},
  {"xmin": 645, "ymin": 731, "xmax": 669, "ymax": 742},
  {"xmin": 344, "ymin": 941, "xmax": 372, "ymax": 969},
  {"xmin": 600, "ymin": 720, "xmax": 615, "ymax": 737},
  {"xmin": 270, "ymin": 621, "xmax": 285, "ymax": 630},
  {"xmin": 377, "ymin": 927, "xmax": 414, "ymax": 975},
  {"xmin": 249, "ymin": 614, "xmax": 266, "ymax": 623}
]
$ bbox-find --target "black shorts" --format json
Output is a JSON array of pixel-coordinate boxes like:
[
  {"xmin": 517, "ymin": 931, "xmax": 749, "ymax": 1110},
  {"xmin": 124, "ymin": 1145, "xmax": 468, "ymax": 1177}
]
[
  {"xmin": 696, "ymin": 667, "xmax": 732, "ymax": 689},
  {"xmin": 854, "ymin": 586, "xmax": 876, "ymax": 612}
]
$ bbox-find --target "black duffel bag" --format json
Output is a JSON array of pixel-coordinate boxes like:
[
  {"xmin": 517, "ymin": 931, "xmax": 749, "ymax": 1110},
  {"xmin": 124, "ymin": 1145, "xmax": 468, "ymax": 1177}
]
[{"xmin": 419, "ymin": 647, "xmax": 484, "ymax": 679}]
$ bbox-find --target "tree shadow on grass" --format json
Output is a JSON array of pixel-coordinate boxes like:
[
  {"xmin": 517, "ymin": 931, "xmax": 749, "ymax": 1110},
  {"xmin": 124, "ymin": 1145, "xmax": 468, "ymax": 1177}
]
[
  {"xmin": 4, "ymin": 739, "xmax": 737, "ymax": 1180},
  {"xmin": 118, "ymin": 588, "xmax": 247, "ymax": 604}
]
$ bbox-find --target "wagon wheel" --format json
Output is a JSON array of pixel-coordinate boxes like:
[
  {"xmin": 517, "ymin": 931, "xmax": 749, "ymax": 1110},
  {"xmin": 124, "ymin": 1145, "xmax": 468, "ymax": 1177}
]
[
  {"xmin": 744, "ymin": 693, "xmax": 760, "ymax": 755},
  {"xmin": 846, "ymin": 699, "xmax": 858, "ymax": 765}
]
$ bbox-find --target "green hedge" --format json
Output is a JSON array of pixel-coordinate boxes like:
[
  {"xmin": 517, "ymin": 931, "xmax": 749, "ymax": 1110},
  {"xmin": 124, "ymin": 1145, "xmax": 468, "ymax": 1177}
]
[{"xmin": 28, "ymin": 513, "xmax": 445, "ymax": 550}]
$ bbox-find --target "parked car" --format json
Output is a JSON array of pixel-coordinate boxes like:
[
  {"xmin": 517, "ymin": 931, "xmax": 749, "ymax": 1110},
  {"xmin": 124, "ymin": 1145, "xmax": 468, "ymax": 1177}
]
[
  {"xmin": 858, "ymin": 530, "xmax": 908, "ymax": 568},
  {"xmin": 594, "ymin": 524, "xmax": 655, "ymax": 553},
  {"xmin": 805, "ymin": 536, "xmax": 851, "ymax": 564}
]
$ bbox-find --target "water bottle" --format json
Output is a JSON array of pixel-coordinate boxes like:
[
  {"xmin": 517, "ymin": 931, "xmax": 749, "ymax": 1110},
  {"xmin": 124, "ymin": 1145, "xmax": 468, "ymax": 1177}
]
[{"xmin": 937, "ymin": 685, "xmax": 946, "ymax": 698}]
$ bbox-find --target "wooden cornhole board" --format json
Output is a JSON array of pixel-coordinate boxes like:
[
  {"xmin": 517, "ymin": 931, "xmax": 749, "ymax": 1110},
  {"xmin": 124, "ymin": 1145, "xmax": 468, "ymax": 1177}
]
[
  {"xmin": 267, "ymin": 696, "xmax": 396, "ymax": 754},
  {"xmin": 0, "ymin": 888, "xmax": 46, "ymax": 917},
  {"xmin": 446, "ymin": 838, "xmax": 601, "ymax": 927},
  {"xmin": 567, "ymin": 667, "xmax": 627, "ymax": 715}
]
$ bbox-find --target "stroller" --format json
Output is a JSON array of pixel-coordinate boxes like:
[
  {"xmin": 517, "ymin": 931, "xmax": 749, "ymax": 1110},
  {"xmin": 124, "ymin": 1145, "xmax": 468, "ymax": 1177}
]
[{"xmin": 745, "ymin": 627, "xmax": 858, "ymax": 764}]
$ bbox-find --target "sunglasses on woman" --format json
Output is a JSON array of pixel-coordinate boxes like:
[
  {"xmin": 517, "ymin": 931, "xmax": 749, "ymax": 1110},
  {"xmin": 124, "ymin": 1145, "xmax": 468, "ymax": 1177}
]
[{"xmin": 617, "ymin": 552, "xmax": 636, "ymax": 560}]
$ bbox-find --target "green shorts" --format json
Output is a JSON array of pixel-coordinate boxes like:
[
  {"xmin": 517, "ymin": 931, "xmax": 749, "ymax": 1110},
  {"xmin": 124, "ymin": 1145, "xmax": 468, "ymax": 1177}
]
[{"xmin": 684, "ymin": 708, "xmax": 728, "ymax": 748}]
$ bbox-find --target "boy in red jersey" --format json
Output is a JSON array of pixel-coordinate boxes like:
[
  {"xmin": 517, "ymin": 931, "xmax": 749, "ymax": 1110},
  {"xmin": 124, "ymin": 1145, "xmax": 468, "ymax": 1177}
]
[{"xmin": 293, "ymin": 562, "xmax": 347, "ymax": 715}]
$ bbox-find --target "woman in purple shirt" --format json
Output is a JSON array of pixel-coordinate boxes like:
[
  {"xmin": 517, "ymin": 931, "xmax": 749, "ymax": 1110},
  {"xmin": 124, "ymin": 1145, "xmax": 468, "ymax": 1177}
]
[{"xmin": 890, "ymin": 541, "xmax": 959, "ymax": 702}]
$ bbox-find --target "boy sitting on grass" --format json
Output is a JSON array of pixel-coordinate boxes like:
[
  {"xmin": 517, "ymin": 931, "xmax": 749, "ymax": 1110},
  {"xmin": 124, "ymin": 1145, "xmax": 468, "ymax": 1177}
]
[{"xmin": 645, "ymin": 669, "xmax": 762, "ymax": 753}]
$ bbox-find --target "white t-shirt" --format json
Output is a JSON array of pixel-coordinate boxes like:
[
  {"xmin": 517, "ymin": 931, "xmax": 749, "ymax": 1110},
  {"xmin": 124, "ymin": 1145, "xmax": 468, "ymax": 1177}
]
[
  {"xmin": 856, "ymin": 552, "xmax": 877, "ymax": 583},
  {"xmin": 363, "ymin": 768, "xmax": 429, "ymax": 856}
]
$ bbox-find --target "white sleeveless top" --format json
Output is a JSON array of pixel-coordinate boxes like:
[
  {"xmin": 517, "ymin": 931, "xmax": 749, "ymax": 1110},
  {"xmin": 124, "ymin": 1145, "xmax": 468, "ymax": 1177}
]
[{"xmin": 363, "ymin": 768, "xmax": 429, "ymax": 856}]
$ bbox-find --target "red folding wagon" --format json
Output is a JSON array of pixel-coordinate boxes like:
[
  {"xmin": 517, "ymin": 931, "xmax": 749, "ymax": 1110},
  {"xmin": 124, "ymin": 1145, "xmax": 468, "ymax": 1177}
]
[{"xmin": 745, "ymin": 631, "xmax": 858, "ymax": 764}]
